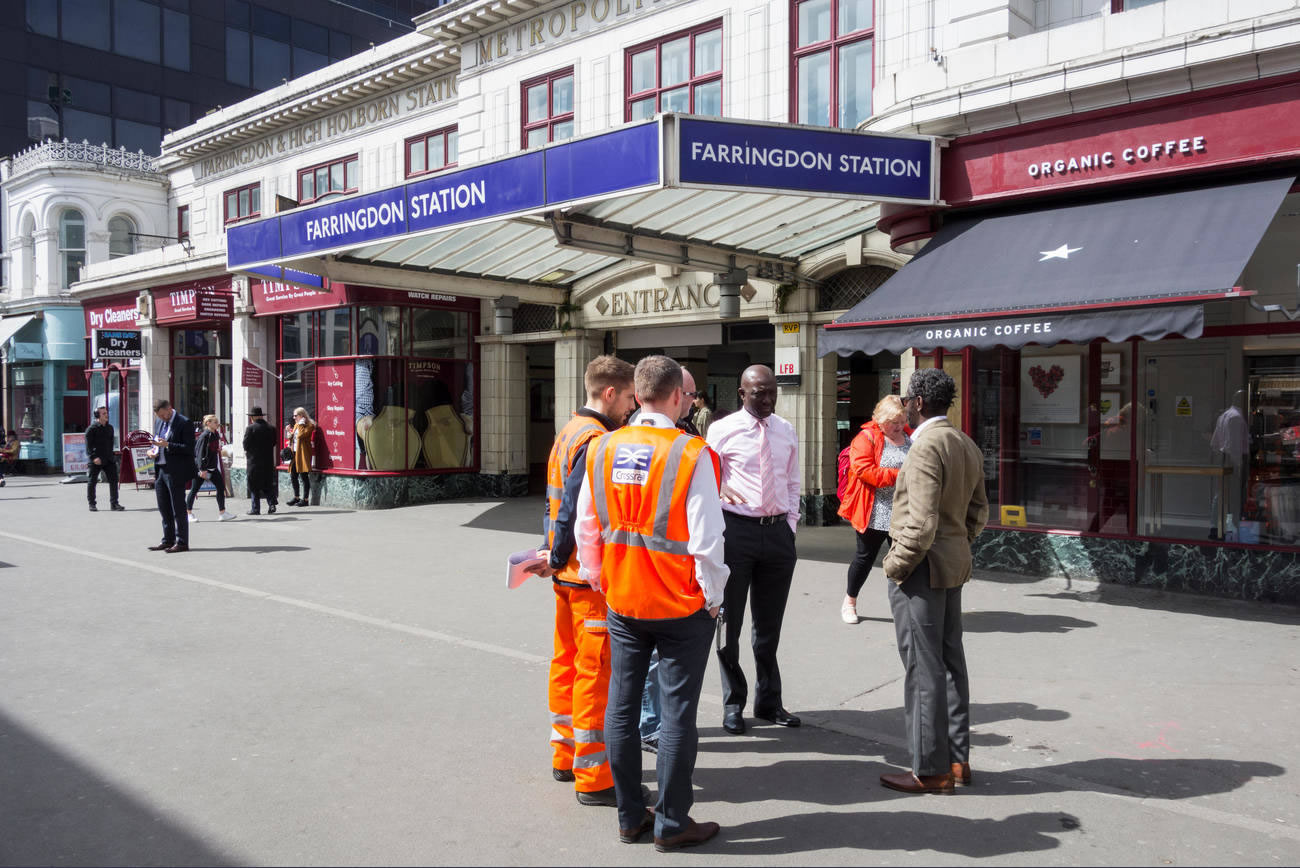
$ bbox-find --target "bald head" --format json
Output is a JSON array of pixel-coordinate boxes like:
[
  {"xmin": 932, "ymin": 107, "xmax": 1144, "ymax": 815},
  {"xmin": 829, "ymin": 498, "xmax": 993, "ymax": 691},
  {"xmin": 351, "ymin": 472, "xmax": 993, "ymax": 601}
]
[
  {"xmin": 739, "ymin": 364, "xmax": 777, "ymax": 419},
  {"xmin": 680, "ymin": 369, "xmax": 696, "ymax": 422}
]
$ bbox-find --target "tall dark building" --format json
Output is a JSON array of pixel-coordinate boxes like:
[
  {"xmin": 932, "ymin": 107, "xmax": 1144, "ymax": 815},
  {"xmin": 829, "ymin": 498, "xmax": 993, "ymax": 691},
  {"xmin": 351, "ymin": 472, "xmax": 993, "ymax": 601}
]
[{"xmin": 3, "ymin": 0, "xmax": 442, "ymax": 159}]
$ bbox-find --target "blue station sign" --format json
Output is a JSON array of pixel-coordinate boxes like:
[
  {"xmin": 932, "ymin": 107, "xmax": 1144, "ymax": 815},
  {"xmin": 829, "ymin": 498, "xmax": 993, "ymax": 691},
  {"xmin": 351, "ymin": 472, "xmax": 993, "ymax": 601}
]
[
  {"xmin": 226, "ymin": 115, "xmax": 936, "ymax": 273},
  {"xmin": 675, "ymin": 116, "xmax": 936, "ymax": 202}
]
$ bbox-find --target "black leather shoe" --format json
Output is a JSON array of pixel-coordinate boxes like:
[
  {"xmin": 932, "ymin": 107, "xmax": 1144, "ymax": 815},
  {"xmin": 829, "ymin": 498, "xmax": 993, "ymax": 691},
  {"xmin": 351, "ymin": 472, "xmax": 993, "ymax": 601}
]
[
  {"xmin": 552, "ymin": 767, "xmax": 574, "ymax": 783},
  {"xmin": 619, "ymin": 809, "xmax": 654, "ymax": 844},
  {"xmin": 267, "ymin": 505, "xmax": 277, "ymax": 514},
  {"xmin": 111, "ymin": 504, "xmax": 125, "ymax": 511},
  {"xmin": 722, "ymin": 709, "xmax": 746, "ymax": 734},
  {"xmin": 654, "ymin": 819, "xmax": 720, "ymax": 852},
  {"xmin": 88, "ymin": 504, "xmax": 97, "ymax": 511},
  {"xmin": 148, "ymin": 543, "xmax": 173, "ymax": 551},
  {"xmin": 247, "ymin": 509, "xmax": 261, "ymax": 515},
  {"xmin": 287, "ymin": 498, "xmax": 302, "ymax": 506},
  {"xmin": 755, "ymin": 707, "xmax": 801, "ymax": 727},
  {"xmin": 577, "ymin": 784, "xmax": 650, "ymax": 807}
]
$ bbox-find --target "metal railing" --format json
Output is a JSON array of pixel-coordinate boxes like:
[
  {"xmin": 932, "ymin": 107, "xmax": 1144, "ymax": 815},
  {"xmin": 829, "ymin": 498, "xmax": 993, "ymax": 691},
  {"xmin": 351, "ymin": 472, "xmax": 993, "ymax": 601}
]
[{"xmin": 8, "ymin": 139, "xmax": 160, "ymax": 178}]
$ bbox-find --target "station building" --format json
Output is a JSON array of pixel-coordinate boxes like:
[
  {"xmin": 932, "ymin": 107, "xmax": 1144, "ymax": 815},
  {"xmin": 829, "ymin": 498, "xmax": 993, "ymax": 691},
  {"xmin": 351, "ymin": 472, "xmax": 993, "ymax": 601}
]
[{"xmin": 3, "ymin": 0, "xmax": 1299, "ymax": 601}]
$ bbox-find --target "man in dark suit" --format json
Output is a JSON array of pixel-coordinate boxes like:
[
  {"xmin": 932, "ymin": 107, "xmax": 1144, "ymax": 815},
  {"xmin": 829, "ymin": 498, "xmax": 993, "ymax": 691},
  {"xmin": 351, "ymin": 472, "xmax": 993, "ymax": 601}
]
[
  {"xmin": 880, "ymin": 368, "xmax": 988, "ymax": 794},
  {"xmin": 242, "ymin": 406, "xmax": 280, "ymax": 515},
  {"xmin": 148, "ymin": 398, "xmax": 197, "ymax": 553}
]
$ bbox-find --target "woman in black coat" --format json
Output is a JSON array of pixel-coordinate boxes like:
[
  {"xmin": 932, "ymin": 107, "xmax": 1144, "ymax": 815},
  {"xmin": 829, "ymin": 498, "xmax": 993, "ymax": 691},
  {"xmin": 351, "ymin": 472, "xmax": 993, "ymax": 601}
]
[
  {"xmin": 187, "ymin": 414, "xmax": 236, "ymax": 521},
  {"xmin": 242, "ymin": 407, "xmax": 280, "ymax": 515}
]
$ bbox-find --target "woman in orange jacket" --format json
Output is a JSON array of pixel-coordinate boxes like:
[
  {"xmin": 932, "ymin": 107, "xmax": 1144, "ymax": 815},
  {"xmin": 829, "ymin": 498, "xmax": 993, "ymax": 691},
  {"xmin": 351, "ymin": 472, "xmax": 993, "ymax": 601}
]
[
  {"xmin": 287, "ymin": 407, "xmax": 316, "ymax": 507},
  {"xmin": 837, "ymin": 395, "xmax": 911, "ymax": 624}
]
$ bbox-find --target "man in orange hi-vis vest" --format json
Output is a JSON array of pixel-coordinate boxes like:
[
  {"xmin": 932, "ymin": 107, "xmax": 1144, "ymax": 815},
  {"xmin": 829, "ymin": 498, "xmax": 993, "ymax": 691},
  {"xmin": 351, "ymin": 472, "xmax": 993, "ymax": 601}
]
[
  {"xmin": 575, "ymin": 355, "xmax": 730, "ymax": 852},
  {"xmin": 531, "ymin": 355, "xmax": 637, "ymax": 806}
]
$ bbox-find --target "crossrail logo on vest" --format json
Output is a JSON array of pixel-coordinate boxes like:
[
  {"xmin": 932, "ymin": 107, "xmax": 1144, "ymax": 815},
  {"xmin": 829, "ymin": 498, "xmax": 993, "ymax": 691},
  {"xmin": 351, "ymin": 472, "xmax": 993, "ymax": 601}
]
[{"xmin": 613, "ymin": 445, "xmax": 652, "ymax": 485}]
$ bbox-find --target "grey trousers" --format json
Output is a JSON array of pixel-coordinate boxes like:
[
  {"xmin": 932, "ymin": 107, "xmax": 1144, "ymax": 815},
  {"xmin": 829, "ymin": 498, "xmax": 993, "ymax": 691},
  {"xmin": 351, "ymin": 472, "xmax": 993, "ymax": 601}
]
[
  {"xmin": 888, "ymin": 556, "xmax": 970, "ymax": 777},
  {"xmin": 606, "ymin": 608, "xmax": 714, "ymax": 839}
]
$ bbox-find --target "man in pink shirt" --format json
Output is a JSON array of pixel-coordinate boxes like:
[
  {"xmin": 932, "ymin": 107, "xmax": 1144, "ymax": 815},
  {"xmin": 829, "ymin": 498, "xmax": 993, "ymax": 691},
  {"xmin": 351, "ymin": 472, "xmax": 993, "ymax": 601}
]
[{"xmin": 705, "ymin": 364, "xmax": 802, "ymax": 734}]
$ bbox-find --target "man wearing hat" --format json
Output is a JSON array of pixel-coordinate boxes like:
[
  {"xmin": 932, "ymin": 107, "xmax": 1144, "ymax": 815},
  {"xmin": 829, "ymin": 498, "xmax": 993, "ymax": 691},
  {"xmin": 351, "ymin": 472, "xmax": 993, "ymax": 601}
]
[{"xmin": 242, "ymin": 407, "xmax": 279, "ymax": 515}]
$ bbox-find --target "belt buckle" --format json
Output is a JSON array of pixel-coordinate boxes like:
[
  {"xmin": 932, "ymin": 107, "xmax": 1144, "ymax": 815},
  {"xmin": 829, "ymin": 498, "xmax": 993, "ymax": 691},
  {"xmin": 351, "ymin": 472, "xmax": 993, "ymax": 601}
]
[{"xmin": 759, "ymin": 514, "xmax": 780, "ymax": 526}]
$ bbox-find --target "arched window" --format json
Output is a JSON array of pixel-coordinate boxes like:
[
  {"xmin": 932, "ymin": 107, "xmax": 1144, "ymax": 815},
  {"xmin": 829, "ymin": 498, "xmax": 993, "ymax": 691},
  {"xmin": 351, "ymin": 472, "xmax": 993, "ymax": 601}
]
[
  {"xmin": 59, "ymin": 209, "xmax": 86, "ymax": 289},
  {"xmin": 108, "ymin": 216, "xmax": 136, "ymax": 259}
]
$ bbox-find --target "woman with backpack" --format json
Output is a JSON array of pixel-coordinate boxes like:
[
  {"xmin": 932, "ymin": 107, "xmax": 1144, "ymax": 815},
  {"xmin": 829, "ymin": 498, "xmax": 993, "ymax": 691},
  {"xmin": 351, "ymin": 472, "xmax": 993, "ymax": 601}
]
[{"xmin": 837, "ymin": 394, "xmax": 911, "ymax": 624}]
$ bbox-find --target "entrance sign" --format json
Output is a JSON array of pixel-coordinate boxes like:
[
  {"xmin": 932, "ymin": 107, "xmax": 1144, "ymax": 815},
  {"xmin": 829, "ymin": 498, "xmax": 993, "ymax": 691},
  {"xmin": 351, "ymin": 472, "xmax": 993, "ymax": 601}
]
[
  {"xmin": 227, "ymin": 115, "xmax": 937, "ymax": 273},
  {"xmin": 92, "ymin": 328, "xmax": 143, "ymax": 360}
]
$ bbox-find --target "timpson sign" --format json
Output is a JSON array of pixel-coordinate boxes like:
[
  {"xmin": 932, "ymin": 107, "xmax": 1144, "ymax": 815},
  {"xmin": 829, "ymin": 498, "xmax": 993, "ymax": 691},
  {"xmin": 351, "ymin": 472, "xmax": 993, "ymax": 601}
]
[
  {"xmin": 195, "ymin": 73, "xmax": 458, "ymax": 181},
  {"xmin": 465, "ymin": 0, "xmax": 694, "ymax": 71}
]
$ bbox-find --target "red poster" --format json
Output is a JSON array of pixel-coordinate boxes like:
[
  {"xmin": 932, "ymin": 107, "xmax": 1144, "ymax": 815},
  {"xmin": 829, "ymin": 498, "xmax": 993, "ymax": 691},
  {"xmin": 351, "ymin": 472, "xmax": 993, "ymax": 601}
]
[
  {"xmin": 316, "ymin": 363, "xmax": 354, "ymax": 470},
  {"xmin": 241, "ymin": 359, "xmax": 264, "ymax": 388}
]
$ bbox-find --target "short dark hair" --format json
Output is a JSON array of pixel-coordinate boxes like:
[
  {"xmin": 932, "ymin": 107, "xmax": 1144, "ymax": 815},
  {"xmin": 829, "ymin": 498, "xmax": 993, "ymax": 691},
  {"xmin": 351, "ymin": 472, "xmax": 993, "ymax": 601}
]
[
  {"xmin": 634, "ymin": 355, "xmax": 682, "ymax": 403},
  {"xmin": 906, "ymin": 368, "xmax": 956, "ymax": 413},
  {"xmin": 585, "ymin": 354, "xmax": 635, "ymax": 400},
  {"xmin": 153, "ymin": 398, "xmax": 171, "ymax": 412}
]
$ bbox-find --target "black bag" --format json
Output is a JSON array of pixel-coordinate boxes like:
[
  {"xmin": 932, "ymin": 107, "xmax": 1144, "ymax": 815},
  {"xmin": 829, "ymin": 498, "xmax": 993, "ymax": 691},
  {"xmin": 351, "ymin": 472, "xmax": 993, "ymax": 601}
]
[{"xmin": 280, "ymin": 446, "xmax": 293, "ymax": 462}]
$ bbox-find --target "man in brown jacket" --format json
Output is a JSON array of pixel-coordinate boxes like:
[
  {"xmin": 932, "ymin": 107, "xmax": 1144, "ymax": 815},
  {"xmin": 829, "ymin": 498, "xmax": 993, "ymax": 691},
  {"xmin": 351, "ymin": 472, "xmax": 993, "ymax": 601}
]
[{"xmin": 880, "ymin": 368, "xmax": 989, "ymax": 794}]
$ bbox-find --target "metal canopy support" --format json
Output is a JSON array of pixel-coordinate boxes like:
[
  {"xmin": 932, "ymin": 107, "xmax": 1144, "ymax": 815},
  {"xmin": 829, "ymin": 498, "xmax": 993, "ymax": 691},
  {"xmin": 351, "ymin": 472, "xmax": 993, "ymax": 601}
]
[{"xmin": 549, "ymin": 212, "xmax": 798, "ymax": 286}]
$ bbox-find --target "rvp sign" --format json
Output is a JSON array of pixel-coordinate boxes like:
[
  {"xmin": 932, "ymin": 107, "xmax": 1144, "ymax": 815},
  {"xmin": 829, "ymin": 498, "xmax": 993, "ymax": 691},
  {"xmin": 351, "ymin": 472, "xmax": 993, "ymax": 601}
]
[{"xmin": 92, "ymin": 328, "xmax": 142, "ymax": 360}]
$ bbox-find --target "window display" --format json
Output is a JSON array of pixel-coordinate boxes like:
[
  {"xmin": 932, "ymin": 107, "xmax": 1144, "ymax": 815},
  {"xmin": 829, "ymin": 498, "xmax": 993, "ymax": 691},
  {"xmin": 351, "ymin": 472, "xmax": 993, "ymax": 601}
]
[{"xmin": 11, "ymin": 364, "xmax": 44, "ymax": 443}]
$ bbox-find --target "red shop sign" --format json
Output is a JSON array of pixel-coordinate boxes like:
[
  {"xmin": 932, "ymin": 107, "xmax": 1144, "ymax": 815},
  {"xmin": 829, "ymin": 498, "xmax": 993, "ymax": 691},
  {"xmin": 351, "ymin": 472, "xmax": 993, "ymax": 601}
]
[
  {"xmin": 943, "ymin": 76, "xmax": 1300, "ymax": 205},
  {"xmin": 316, "ymin": 362, "xmax": 354, "ymax": 471},
  {"xmin": 83, "ymin": 292, "xmax": 140, "ymax": 335},
  {"xmin": 153, "ymin": 277, "xmax": 235, "ymax": 325},
  {"xmin": 251, "ymin": 279, "xmax": 348, "ymax": 316}
]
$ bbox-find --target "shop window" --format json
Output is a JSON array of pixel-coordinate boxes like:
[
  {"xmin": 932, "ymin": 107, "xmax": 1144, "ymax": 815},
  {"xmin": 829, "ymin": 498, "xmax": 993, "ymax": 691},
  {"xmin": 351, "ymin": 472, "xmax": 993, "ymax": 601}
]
[
  {"xmin": 298, "ymin": 155, "xmax": 359, "ymax": 204},
  {"xmin": 522, "ymin": 68, "xmax": 575, "ymax": 149},
  {"xmin": 835, "ymin": 351, "xmax": 900, "ymax": 449},
  {"xmin": 791, "ymin": 0, "xmax": 873, "ymax": 128},
  {"xmin": 405, "ymin": 127, "xmax": 458, "ymax": 178},
  {"xmin": 817, "ymin": 265, "xmax": 894, "ymax": 311},
  {"xmin": 357, "ymin": 306, "xmax": 403, "ymax": 356},
  {"xmin": 223, "ymin": 182, "xmax": 261, "ymax": 226},
  {"xmin": 280, "ymin": 311, "xmax": 316, "ymax": 360},
  {"xmin": 280, "ymin": 361, "xmax": 317, "ymax": 442},
  {"xmin": 108, "ymin": 216, "xmax": 136, "ymax": 259},
  {"xmin": 177, "ymin": 205, "xmax": 190, "ymax": 243},
  {"xmin": 59, "ymin": 209, "xmax": 86, "ymax": 289},
  {"xmin": 318, "ymin": 308, "xmax": 350, "ymax": 357},
  {"xmin": 10, "ymin": 364, "xmax": 45, "ymax": 445},
  {"xmin": 1245, "ymin": 356, "xmax": 1300, "ymax": 546},
  {"xmin": 626, "ymin": 23, "xmax": 723, "ymax": 121},
  {"xmin": 408, "ymin": 309, "xmax": 469, "ymax": 360}
]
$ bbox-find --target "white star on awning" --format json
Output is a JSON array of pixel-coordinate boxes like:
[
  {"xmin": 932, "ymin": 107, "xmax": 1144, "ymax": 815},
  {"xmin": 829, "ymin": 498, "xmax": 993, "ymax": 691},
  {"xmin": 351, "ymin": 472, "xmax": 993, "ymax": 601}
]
[{"xmin": 1039, "ymin": 244, "xmax": 1082, "ymax": 261}]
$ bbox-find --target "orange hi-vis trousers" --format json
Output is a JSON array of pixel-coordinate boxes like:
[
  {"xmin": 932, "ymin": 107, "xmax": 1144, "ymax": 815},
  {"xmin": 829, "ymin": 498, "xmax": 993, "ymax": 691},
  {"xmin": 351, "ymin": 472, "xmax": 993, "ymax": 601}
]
[{"xmin": 549, "ymin": 583, "xmax": 613, "ymax": 792}]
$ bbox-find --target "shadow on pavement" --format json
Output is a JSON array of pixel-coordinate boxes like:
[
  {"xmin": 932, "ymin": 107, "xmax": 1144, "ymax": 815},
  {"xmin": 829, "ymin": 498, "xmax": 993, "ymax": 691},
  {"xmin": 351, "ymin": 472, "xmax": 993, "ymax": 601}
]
[
  {"xmin": 1027, "ymin": 586, "xmax": 1300, "ymax": 626},
  {"xmin": 0, "ymin": 709, "xmax": 240, "ymax": 866},
  {"xmin": 962, "ymin": 611, "xmax": 1098, "ymax": 633},
  {"xmin": 720, "ymin": 810, "xmax": 1081, "ymax": 857},
  {"xmin": 991, "ymin": 757, "xmax": 1286, "ymax": 800},
  {"xmin": 460, "ymin": 496, "xmax": 544, "ymax": 534}
]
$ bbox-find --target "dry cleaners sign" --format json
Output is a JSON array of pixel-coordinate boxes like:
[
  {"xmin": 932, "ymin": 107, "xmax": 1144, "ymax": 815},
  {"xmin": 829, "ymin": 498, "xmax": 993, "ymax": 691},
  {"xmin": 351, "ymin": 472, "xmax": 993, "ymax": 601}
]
[{"xmin": 92, "ymin": 328, "xmax": 143, "ymax": 360}]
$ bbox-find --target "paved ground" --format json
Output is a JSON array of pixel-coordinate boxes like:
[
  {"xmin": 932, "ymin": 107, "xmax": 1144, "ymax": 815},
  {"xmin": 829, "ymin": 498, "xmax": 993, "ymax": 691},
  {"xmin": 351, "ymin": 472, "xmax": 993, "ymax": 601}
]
[{"xmin": 1, "ymin": 475, "xmax": 1298, "ymax": 866}]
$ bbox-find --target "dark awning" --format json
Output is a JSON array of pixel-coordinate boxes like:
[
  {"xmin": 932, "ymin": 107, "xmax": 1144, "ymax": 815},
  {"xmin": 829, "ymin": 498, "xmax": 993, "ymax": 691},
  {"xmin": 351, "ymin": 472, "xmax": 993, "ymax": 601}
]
[{"xmin": 819, "ymin": 173, "xmax": 1295, "ymax": 356}]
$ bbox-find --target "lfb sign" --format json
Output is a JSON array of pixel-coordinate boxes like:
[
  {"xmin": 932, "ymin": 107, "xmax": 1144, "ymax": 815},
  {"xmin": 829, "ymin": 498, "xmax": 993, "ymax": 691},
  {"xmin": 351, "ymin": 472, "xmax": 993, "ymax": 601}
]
[
  {"xmin": 775, "ymin": 347, "xmax": 801, "ymax": 387},
  {"xmin": 92, "ymin": 329, "xmax": 143, "ymax": 360}
]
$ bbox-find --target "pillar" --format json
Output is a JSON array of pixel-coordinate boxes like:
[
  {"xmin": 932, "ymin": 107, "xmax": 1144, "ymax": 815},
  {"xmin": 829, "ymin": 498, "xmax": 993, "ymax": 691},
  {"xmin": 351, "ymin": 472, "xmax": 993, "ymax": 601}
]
[
  {"xmin": 478, "ymin": 338, "xmax": 528, "ymax": 494},
  {"xmin": 553, "ymin": 330, "xmax": 603, "ymax": 431}
]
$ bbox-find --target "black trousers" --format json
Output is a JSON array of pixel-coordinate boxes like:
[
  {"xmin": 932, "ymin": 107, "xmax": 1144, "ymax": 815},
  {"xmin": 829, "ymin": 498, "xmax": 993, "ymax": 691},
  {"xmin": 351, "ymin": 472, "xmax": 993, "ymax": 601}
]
[
  {"xmin": 154, "ymin": 468, "xmax": 189, "ymax": 546},
  {"xmin": 846, "ymin": 528, "xmax": 891, "ymax": 597},
  {"xmin": 888, "ymin": 556, "xmax": 970, "ymax": 776},
  {"xmin": 185, "ymin": 470, "xmax": 225, "ymax": 512},
  {"xmin": 606, "ymin": 608, "xmax": 714, "ymax": 840},
  {"xmin": 716, "ymin": 512, "xmax": 798, "ymax": 714},
  {"xmin": 87, "ymin": 459, "xmax": 119, "ymax": 506},
  {"xmin": 291, "ymin": 469, "xmax": 311, "ymax": 501}
]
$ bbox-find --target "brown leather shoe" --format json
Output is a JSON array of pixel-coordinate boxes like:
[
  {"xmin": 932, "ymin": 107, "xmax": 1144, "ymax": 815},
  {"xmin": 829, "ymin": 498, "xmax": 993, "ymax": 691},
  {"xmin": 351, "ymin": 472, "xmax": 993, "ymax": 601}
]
[
  {"xmin": 952, "ymin": 762, "xmax": 971, "ymax": 786},
  {"xmin": 880, "ymin": 770, "xmax": 954, "ymax": 794},
  {"xmin": 619, "ymin": 809, "xmax": 654, "ymax": 844},
  {"xmin": 165, "ymin": 543, "xmax": 189, "ymax": 553},
  {"xmin": 148, "ymin": 543, "xmax": 173, "ymax": 551},
  {"xmin": 654, "ymin": 819, "xmax": 720, "ymax": 852}
]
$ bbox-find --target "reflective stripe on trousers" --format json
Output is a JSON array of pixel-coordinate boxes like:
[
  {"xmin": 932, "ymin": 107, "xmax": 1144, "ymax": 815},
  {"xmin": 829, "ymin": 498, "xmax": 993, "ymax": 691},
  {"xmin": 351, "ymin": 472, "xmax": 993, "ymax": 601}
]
[{"xmin": 547, "ymin": 583, "xmax": 613, "ymax": 791}]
